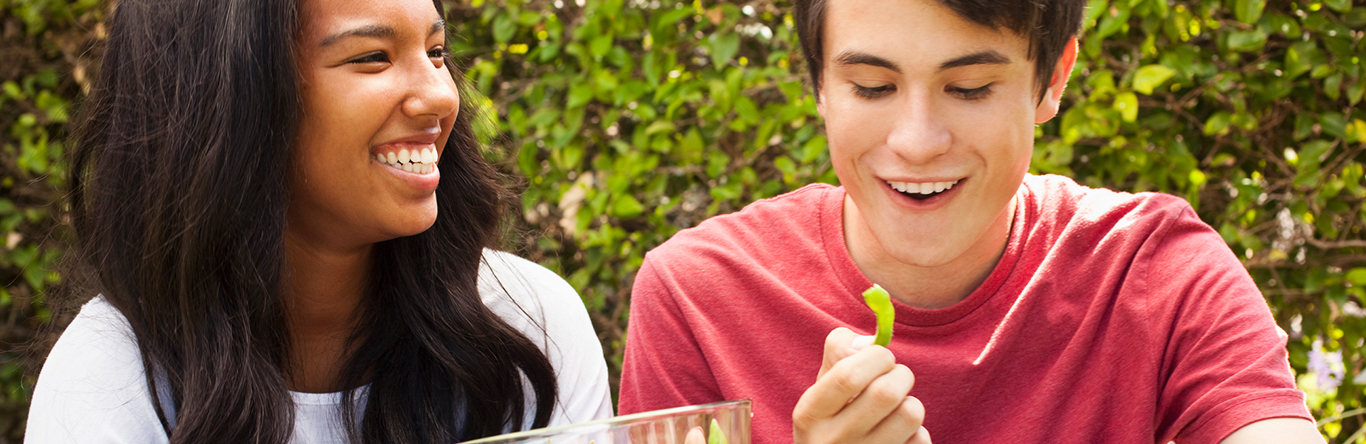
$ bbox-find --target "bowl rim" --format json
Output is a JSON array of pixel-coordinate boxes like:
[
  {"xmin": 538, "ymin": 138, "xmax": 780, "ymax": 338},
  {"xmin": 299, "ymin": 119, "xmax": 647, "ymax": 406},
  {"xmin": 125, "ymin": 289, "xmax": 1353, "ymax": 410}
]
[{"xmin": 461, "ymin": 398, "xmax": 753, "ymax": 443}]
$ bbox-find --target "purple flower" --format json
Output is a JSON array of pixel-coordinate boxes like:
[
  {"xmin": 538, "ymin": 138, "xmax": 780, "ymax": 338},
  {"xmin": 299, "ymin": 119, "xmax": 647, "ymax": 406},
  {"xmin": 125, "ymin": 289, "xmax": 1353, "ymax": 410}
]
[{"xmin": 1308, "ymin": 338, "xmax": 1345, "ymax": 393}]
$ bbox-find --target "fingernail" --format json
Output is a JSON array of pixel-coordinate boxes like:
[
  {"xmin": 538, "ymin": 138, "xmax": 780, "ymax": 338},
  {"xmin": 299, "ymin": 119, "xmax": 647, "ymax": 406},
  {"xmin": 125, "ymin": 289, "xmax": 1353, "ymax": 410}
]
[{"xmin": 850, "ymin": 335, "xmax": 875, "ymax": 351}]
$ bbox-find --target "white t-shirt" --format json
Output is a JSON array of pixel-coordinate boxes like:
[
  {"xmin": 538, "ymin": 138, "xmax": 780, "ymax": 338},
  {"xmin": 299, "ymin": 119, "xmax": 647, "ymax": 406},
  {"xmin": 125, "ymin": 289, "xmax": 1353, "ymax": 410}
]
[{"xmin": 25, "ymin": 250, "xmax": 614, "ymax": 443}]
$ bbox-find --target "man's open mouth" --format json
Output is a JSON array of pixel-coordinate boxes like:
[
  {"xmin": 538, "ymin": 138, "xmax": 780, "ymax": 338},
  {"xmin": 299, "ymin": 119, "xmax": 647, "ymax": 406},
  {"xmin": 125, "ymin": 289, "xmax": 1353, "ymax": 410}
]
[{"xmin": 886, "ymin": 179, "xmax": 960, "ymax": 200}]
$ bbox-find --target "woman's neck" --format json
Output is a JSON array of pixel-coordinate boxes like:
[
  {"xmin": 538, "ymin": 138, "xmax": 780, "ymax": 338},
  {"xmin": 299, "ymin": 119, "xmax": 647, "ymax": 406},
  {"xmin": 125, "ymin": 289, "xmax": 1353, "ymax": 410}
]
[{"xmin": 282, "ymin": 233, "xmax": 373, "ymax": 393}]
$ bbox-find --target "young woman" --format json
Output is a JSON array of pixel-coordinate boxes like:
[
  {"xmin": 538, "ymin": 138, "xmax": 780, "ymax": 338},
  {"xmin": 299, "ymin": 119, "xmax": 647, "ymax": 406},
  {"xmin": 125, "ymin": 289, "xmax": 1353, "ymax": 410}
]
[{"xmin": 25, "ymin": 0, "xmax": 612, "ymax": 442}]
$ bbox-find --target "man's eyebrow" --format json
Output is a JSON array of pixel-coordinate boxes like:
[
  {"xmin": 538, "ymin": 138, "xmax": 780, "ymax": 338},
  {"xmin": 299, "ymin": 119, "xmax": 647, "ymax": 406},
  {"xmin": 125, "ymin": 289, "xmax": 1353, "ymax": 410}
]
[
  {"xmin": 938, "ymin": 50, "xmax": 1011, "ymax": 71},
  {"xmin": 831, "ymin": 50, "xmax": 1013, "ymax": 73},
  {"xmin": 832, "ymin": 51, "xmax": 901, "ymax": 73},
  {"xmin": 318, "ymin": 20, "xmax": 444, "ymax": 47}
]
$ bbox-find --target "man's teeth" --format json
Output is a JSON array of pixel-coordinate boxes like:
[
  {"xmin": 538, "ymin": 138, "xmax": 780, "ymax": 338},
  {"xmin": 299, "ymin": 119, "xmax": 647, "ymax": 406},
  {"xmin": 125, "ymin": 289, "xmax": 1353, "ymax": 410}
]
[
  {"xmin": 887, "ymin": 179, "xmax": 959, "ymax": 194},
  {"xmin": 375, "ymin": 148, "xmax": 437, "ymax": 174}
]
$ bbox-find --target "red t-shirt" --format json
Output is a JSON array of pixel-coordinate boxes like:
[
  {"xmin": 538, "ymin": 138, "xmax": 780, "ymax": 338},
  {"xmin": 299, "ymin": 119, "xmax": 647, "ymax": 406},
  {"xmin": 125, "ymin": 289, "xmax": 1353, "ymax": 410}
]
[{"xmin": 619, "ymin": 175, "xmax": 1311, "ymax": 443}]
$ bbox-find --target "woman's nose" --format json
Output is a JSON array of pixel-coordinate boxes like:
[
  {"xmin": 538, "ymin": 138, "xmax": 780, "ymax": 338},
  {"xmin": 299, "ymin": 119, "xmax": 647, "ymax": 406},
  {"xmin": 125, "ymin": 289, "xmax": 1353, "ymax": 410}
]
[{"xmin": 402, "ymin": 58, "xmax": 460, "ymax": 120}]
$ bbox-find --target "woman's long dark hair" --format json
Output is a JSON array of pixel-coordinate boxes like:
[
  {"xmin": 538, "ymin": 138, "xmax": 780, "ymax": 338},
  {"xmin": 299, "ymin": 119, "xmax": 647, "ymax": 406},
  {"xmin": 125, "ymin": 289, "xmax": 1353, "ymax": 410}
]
[{"xmin": 65, "ymin": 0, "xmax": 557, "ymax": 442}]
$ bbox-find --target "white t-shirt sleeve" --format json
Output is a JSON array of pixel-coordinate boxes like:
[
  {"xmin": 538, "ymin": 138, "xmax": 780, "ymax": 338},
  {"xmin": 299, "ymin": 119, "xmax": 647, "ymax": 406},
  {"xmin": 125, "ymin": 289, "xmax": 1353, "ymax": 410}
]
[
  {"xmin": 478, "ymin": 250, "xmax": 615, "ymax": 429},
  {"xmin": 25, "ymin": 297, "xmax": 170, "ymax": 444}
]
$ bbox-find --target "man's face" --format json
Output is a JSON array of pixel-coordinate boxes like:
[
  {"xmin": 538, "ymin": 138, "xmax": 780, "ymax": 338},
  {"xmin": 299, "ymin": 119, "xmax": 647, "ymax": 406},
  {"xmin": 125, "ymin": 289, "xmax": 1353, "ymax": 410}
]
[{"xmin": 819, "ymin": 0, "xmax": 1070, "ymax": 269}]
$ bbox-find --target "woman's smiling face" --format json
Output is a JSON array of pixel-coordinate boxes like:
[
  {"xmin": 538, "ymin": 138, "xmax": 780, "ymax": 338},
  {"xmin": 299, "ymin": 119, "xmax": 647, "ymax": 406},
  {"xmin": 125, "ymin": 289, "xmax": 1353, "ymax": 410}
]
[{"xmin": 289, "ymin": 0, "xmax": 458, "ymax": 250}]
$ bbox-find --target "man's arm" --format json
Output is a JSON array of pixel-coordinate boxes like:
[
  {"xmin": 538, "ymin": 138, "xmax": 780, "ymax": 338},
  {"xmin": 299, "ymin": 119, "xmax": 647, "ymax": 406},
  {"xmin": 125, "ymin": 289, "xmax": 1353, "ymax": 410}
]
[{"xmin": 1219, "ymin": 418, "xmax": 1324, "ymax": 444}]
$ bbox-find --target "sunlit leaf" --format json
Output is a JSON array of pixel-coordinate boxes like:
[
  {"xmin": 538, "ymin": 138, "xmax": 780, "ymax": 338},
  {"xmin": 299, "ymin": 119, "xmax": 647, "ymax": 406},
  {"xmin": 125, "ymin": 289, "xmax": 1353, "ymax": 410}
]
[{"xmin": 1132, "ymin": 64, "xmax": 1175, "ymax": 94}]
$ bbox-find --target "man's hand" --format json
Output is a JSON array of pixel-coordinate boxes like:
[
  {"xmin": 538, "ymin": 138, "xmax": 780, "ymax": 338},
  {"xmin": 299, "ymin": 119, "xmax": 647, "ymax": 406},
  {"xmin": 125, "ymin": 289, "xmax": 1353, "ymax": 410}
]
[{"xmin": 792, "ymin": 327, "xmax": 930, "ymax": 444}]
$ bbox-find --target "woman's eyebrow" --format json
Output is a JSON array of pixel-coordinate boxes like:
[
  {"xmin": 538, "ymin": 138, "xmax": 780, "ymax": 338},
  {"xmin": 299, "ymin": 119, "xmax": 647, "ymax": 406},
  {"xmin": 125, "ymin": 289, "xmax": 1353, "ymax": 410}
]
[
  {"xmin": 319, "ymin": 20, "xmax": 444, "ymax": 47},
  {"xmin": 320, "ymin": 24, "xmax": 395, "ymax": 47}
]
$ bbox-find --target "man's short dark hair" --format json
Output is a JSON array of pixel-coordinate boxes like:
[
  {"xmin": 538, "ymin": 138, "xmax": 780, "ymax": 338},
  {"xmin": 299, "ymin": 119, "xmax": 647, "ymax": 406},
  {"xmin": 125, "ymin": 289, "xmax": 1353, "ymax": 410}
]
[{"xmin": 793, "ymin": 0, "xmax": 1086, "ymax": 103}]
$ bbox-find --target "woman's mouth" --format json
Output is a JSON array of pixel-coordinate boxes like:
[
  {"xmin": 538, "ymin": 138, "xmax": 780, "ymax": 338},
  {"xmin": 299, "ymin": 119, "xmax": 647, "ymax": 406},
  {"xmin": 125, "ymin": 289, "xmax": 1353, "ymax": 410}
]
[{"xmin": 374, "ymin": 146, "xmax": 438, "ymax": 174}]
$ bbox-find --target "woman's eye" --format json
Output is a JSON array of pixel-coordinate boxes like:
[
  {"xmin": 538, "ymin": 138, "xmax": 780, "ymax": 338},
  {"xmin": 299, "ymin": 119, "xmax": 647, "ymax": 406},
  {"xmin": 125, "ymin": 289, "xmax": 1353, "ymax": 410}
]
[
  {"xmin": 428, "ymin": 47, "xmax": 449, "ymax": 68},
  {"xmin": 948, "ymin": 84, "xmax": 993, "ymax": 100},
  {"xmin": 348, "ymin": 52, "xmax": 390, "ymax": 64},
  {"xmin": 852, "ymin": 84, "xmax": 895, "ymax": 99}
]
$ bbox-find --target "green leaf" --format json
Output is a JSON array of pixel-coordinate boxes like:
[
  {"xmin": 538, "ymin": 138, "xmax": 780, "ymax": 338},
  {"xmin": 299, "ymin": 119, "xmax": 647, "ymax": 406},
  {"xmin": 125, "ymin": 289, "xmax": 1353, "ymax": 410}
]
[
  {"xmin": 611, "ymin": 193, "xmax": 647, "ymax": 217},
  {"xmin": 2, "ymin": 81, "xmax": 21, "ymax": 99},
  {"xmin": 709, "ymin": 32, "xmax": 740, "ymax": 68},
  {"xmin": 644, "ymin": 120, "xmax": 676, "ymax": 136},
  {"xmin": 1347, "ymin": 119, "xmax": 1366, "ymax": 144},
  {"xmin": 590, "ymin": 34, "xmax": 614, "ymax": 60},
  {"xmin": 1348, "ymin": 268, "xmax": 1366, "ymax": 285},
  {"xmin": 1299, "ymin": 140, "xmax": 1334, "ymax": 165},
  {"xmin": 1327, "ymin": 73, "xmax": 1350, "ymax": 103},
  {"xmin": 493, "ymin": 13, "xmax": 517, "ymax": 43},
  {"xmin": 1113, "ymin": 92, "xmax": 1139, "ymax": 122},
  {"xmin": 1323, "ymin": 0, "xmax": 1350, "ymax": 13},
  {"xmin": 1347, "ymin": 80, "xmax": 1365, "ymax": 106},
  {"xmin": 653, "ymin": 7, "xmax": 694, "ymax": 30},
  {"xmin": 1293, "ymin": 141, "xmax": 1333, "ymax": 188},
  {"xmin": 1095, "ymin": 6, "xmax": 1132, "ymax": 39},
  {"xmin": 1320, "ymin": 112, "xmax": 1347, "ymax": 139},
  {"xmin": 518, "ymin": 11, "xmax": 542, "ymax": 26},
  {"xmin": 1283, "ymin": 42, "xmax": 1318, "ymax": 80},
  {"xmin": 1188, "ymin": 169, "xmax": 1207, "ymax": 187},
  {"xmin": 1203, "ymin": 111, "xmax": 1232, "ymax": 136},
  {"xmin": 567, "ymin": 82, "xmax": 594, "ymax": 109},
  {"xmin": 734, "ymin": 96, "xmax": 759, "ymax": 124},
  {"xmin": 1132, "ymin": 64, "xmax": 1175, "ymax": 94},
  {"xmin": 1234, "ymin": 0, "xmax": 1264, "ymax": 24},
  {"xmin": 1226, "ymin": 29, "xmax": 1267, "ymax": 53}
]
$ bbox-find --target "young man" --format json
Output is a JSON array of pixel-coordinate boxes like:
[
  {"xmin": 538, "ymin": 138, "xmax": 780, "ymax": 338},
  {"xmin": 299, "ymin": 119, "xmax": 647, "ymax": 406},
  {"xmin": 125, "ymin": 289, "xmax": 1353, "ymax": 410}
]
[{"xmin": 618, "ymin": 0, "xmax": 1322, "ymax": 442}]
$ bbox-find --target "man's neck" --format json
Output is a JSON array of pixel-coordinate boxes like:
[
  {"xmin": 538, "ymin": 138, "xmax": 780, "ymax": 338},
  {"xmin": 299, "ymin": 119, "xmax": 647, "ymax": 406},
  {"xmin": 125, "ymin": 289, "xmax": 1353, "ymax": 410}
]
[{"xmin": 843, "ymin": 195, "xmax": 1015, "ymax": 310}]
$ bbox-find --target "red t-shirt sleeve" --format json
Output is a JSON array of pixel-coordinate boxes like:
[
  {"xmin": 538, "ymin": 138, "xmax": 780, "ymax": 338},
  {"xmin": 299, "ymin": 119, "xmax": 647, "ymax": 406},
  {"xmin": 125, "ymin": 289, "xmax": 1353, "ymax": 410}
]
[
  {"xmin": 1145, "ymin": 203, "xmax": 1312, "ymax": 443},
  {"xmin": 618, "ymin": 259, "xmax": 724, "ymax": 415}
]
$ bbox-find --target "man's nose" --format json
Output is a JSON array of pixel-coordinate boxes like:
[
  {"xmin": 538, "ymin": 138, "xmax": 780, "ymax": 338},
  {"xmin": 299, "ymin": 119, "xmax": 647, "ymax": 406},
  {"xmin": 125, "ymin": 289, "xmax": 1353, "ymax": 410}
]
[{"xmin": 884, "ymin": 91, "xmax": 952, "ymax": 164}]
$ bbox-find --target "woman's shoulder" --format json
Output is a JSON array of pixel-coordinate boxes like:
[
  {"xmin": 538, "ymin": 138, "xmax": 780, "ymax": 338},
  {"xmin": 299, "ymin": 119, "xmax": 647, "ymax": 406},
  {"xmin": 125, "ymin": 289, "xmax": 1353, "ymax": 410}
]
[
  {"xmin": 477, "ymin": 249, "xmax": 583, "ymax": 321},
  {"xmin": 26, "ymin": 296, "xmax": 169, "ymax": 443},
  {"xmin": 476, "ymin": 249, "xmax": 614, "ymax": 425}
]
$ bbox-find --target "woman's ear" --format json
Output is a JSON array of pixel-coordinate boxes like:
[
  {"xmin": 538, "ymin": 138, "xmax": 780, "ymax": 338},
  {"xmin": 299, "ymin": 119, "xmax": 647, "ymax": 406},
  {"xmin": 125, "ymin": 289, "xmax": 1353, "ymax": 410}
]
[
  {"xmin": 816, "ymin": 86, "xmax": 827, "ymax": 117},
  {"xmin": 1034, "ymin": 37, "xmax": 1079, "ymax": 124}
]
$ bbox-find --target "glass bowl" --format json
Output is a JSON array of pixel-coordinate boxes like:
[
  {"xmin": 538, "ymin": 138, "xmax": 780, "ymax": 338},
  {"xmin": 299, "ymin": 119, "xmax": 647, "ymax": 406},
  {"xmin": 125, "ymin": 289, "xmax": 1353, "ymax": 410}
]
[{"xmin": 461, "ymin": 399, "xmax": 752, "ymax": 444}]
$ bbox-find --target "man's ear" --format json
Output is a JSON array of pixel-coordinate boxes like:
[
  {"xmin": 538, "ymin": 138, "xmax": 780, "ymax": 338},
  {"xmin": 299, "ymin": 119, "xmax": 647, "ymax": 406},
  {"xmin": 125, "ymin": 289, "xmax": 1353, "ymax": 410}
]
[{"xmin": 1034, "ymin": 37, "xmax": 1079, "ymax": 124}]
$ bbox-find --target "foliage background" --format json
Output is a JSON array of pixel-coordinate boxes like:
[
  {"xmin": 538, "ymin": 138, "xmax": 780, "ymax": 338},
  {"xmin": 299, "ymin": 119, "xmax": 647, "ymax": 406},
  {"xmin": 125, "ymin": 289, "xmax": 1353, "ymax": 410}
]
[{"xmin": 1, "ymin": 0, "xmax": 1363, "ymax": 442}]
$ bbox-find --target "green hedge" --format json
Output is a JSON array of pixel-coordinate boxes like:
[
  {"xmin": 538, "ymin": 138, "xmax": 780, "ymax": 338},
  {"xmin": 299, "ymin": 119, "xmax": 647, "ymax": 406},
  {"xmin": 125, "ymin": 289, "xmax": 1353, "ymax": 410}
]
[
  {"xmin": 2, "ymin": 0, "xmax": 1363, "ymax": 441},
  {"xmin": 1, "ymin": 0, "xmax": 103, "ymax": 440}
]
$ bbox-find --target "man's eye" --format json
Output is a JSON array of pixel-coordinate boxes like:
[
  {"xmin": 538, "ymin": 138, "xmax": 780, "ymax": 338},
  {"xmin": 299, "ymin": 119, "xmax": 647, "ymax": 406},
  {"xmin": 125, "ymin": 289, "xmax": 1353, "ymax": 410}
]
[
  {"xmin": 948, "ymin": 84, "xmax": 993, "ymax": 100},
  {"xmin": 348, "ymin": 52, "xmax": 390, "ymax": 64},
  {"xmin": 852, "ymin": 84, "xmax": 895, "ymax": 99}
]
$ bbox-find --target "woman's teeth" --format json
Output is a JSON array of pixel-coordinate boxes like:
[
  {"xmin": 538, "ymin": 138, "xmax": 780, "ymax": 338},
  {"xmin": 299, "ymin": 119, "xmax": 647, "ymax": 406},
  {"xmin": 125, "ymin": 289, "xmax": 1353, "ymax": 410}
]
[
  {"xmin": 887, "ymin": 179, "xmax": 959, "ymax": 195},
  {"xmin": 376, "ymin": 147, "xmax": 437, "ymax": 174}
]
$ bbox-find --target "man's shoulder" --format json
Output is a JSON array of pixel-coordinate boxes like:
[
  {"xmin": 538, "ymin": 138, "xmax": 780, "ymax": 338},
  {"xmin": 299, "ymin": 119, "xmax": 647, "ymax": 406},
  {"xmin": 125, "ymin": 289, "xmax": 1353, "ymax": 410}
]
[{"xmin": 1026, "ymin": 174, "xmax": 1200, "ymax": 235}]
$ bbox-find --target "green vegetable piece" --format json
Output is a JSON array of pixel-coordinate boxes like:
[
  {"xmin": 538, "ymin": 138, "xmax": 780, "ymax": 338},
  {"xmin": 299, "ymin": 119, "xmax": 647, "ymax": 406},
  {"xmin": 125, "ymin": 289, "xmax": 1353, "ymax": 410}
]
[
  {"xmin": 708, "ymin": 418, "xmax": 727, "ymax": 444},
  {"xmin": 862, "ymin": 284, "xmax": 894, "ymax": 347}
]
